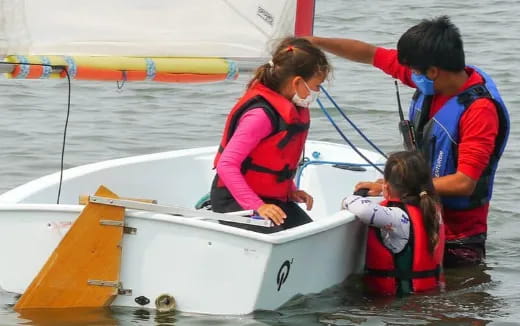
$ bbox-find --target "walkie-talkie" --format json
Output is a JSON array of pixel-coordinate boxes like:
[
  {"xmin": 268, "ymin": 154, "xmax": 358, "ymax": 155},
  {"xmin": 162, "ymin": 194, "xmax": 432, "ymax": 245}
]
[{"xmin": 395, "ymin": 81, "xmax": 417, "ymax": 151}]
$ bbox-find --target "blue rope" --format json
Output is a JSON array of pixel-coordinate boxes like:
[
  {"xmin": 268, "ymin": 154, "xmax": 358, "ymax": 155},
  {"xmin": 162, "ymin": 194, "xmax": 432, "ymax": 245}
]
[
  {"xmin": 317, "ymin": 98, "xmax": 384, "ymax": 175},
  {"xmin": 320, "ymin": 86, "xmax": 387, "ymax": 159},
  {"xmin": 295, "ymin": 160, "xmax": 383, "ymax": 188}
]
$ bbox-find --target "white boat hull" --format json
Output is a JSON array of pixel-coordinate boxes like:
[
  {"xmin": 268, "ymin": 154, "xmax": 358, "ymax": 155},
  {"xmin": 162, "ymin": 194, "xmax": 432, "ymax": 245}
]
[{"xmin": 0, "ymin": 140, "xmax": 384, "ymax": 315}]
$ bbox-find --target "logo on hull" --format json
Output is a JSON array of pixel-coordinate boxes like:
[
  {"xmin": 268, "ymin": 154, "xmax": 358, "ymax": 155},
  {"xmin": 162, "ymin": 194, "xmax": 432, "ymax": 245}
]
[{"xmin": 277, "ymin": 259, "xmax": 293, "ymax": 291}]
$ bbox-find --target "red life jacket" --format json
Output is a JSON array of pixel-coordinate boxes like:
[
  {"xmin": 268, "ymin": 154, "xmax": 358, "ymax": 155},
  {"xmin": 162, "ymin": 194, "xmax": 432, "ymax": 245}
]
[
  {"xmin": 364, "ymin": 200, "xmax": 445, "ymax": 296},
  {"xmin": 213, "ymin": 82, "xmax": 309, "ymax": 200}
]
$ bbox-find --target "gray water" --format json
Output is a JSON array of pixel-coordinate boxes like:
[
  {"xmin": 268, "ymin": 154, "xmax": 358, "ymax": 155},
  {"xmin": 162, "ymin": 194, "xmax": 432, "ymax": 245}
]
[{"xmin": 1, "ymin": 1, "xmax": 519, "ymax": 325}]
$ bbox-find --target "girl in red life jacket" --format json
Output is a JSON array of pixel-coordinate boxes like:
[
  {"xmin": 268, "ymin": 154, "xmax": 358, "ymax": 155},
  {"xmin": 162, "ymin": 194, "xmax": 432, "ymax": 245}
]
[
  {"xmin": 342, "ymin": 151, "xmax": 445, "ymax": 296},
  {"xmin": 211, "ymin": 37, "xmax": 330, "ymax": 233}
]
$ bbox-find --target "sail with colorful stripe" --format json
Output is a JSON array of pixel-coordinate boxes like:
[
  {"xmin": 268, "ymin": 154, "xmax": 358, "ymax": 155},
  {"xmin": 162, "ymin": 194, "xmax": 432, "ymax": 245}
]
[{"xmin": 0, "ymin": 0, "xmax": 315, "ymax": 83}]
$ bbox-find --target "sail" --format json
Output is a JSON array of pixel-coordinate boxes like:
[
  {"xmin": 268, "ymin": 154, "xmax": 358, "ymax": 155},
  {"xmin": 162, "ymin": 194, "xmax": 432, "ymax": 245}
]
[{"xmin": 0, "ymin": 0, "xmax": 315, "ymax": 82}]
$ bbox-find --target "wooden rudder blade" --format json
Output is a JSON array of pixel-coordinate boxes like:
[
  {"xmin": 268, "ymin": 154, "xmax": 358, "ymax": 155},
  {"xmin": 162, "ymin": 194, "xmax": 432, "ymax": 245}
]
[{"xmin": 15, "ymin": 185, "xmax": 126, "ymax": 310}]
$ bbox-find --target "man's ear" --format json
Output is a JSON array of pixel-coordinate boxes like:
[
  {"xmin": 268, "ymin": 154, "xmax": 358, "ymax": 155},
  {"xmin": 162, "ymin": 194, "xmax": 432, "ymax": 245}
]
[{"xmin": 427, "ymin": 66, "xmax": 440, "ymax": 80}]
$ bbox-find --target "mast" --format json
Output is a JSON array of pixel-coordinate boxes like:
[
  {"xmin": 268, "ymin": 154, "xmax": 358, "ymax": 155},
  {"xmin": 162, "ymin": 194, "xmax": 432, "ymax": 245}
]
[{"xmin": 295, "ymin": 0, "xmax": 316, "ymax": 36}]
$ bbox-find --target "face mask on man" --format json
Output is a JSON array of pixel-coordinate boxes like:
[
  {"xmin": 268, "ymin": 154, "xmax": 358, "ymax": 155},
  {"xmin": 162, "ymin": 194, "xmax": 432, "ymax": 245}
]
[
  {"xmin": 292, "ymin": 80, "xmax": 320, "ymax": 108},
  {"xmin": 411, "ymin": 72, "xmax": 435, "ymax": 95}
]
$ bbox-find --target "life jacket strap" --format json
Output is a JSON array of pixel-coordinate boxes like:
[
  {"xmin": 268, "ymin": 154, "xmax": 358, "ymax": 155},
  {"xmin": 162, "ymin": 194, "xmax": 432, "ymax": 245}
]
[
  {"xmin": 365, "ymin": 265, "xmax": 441, "ymax": 280},
  {"xmin": 276, "ymin": 122, "xmax": 310, "ymax": 149},
  {"xmin": 241, "ymin": 157, "xmax": 296, "ymax": 182},
  {"xmin": 457, "ymin": 85, "xmax": 491, "ymax": 108}
]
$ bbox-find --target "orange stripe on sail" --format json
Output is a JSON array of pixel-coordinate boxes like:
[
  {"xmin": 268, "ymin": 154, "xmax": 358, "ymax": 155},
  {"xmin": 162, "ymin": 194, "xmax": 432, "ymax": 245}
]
[
  {"xmin": 153, "ymin": 73, "xmax": 227, "ymax": 83},
  {"xmin": 60, "ymin": 67, "xmax": 122, "ymax": 80},
  {"xmin": 11, "ymin": 65, "xmax": 45, "ymax": 79},
  {"xmin": 57, "ymin": 67, "xmax": 228, "ymax": 83}
]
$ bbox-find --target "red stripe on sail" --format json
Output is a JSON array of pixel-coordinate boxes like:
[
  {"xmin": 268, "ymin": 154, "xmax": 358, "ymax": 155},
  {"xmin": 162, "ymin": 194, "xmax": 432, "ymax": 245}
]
[{"xmin": 295, "ymin": 0, "xmax": 315, "ymax": 36}]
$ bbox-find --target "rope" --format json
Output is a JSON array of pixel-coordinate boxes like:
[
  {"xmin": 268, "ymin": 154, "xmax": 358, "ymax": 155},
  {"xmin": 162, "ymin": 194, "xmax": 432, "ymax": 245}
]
[
  {"xmin": 317, "ymin": 97, "xmax": 384, "ymax": 175},
  {"xmin": 320, "ymin": 86, "xmax": 387, "ymax": 159}
]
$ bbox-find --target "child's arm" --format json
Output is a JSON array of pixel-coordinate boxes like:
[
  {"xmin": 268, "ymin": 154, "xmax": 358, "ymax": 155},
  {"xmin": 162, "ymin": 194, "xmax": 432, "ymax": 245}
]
[
  {"xmin": 342, "ymin": 195, "xmax": 410, "ymax": 231},
  {"xmin": 216, "ymin": 108, "xmax": 272, "ymax": 210},
  {"xmin": 342, "ymin": 195, "xmax": 411, "ymax": 253}
]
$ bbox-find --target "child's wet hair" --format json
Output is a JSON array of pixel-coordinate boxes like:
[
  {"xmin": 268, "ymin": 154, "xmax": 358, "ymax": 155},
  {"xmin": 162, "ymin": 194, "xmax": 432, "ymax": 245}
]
[{"xmin": 248, "ymin": 37, "xmax": 330, "ymax": 91}]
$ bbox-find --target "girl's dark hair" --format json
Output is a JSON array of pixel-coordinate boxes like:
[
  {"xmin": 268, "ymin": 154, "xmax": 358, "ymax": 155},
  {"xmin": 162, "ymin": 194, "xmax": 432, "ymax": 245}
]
[
  {"xmin": 247, "ymin": 37, "xmax": 330, "ymax": 91},
  {"xmin": 384, "ymin": 151, "xmax": 441, "ymax": 254},
  {"xmin": 397, "ymin": 15, "xmax": 465, "ymax": 73}
]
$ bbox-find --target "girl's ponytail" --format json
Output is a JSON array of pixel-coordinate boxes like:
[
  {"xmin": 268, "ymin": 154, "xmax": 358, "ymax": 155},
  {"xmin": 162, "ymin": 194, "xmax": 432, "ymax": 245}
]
[
  {"xmin": 419, "ymin": 191, "xmax": 440, "ymax": 254},
  {"xmin": 247, "ymin": 62, "xmax": 281, "ymax": 90}
]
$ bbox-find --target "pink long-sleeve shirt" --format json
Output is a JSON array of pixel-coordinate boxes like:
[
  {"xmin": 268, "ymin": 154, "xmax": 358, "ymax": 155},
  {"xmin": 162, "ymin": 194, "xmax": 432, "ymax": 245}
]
[{"xmin": 216, "ymin": 108, "xmax": 295, "ymax": 210}]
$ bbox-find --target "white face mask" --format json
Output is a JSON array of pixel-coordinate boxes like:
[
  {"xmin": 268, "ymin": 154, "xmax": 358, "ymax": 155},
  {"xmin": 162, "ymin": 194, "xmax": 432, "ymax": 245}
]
[{"xmin": 292, "ymin": 80, "xmax": 320, "ymax": 108}]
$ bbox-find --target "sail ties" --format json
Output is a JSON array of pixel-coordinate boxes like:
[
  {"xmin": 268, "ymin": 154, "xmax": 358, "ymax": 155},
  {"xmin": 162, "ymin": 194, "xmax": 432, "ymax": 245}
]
[
  {"xmin": 63, "ymin": 56, "xmax": 78, "ymax": 79},
  {"xmin": 145, "ymin": 58, "xmax": 156, "ymax": 81},
  {"xmin": 13, "ymin": 56, "xmax": 29, "ymax": 78},
  {"xmin": 225, "ymin": 60, "xmax": 238, "ymax": 80},
  {"xmin": 40, "ymin": 56, "xmax": 53, "ymax": 78}
]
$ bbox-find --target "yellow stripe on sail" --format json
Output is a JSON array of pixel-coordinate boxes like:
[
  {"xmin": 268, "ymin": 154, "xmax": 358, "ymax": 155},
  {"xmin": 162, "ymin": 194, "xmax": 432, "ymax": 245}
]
[
  {"xmin": 78, "ymin": 56, "xmax": 229, "ymax": 74},
  {"xmin": 6, "ymin": 55, "xmax": 231, "ymax": 74}
]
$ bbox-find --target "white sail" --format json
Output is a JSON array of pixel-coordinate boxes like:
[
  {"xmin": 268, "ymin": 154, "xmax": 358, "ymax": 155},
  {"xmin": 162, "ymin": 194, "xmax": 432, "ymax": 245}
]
[
  {"xmin": 0, "ymin": 0, "xmax": 313, "ymax": 59},
  {"xmin": 0, "ymin": 0, "xmax": 315, "ymax": 82}
]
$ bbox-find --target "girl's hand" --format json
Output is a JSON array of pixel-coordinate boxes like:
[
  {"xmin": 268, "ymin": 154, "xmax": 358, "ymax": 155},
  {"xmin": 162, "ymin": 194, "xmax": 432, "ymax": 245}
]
[
  {"xmin": 354, "ymin": 181, "xmax": 383, "ymax": 196},
  {"xmin": 289, "ymin": 190, "xmax": 314, "ymax": 210},
  {"xmin": 257, "ymin": 204, "xmax": 286, "ymax": 226}
]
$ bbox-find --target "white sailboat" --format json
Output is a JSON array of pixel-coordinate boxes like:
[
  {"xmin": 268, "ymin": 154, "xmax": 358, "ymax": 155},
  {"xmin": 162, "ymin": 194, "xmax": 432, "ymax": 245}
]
[{"xmin": 0, "ymin": 0, "xmax": 385, "ymax": 315}]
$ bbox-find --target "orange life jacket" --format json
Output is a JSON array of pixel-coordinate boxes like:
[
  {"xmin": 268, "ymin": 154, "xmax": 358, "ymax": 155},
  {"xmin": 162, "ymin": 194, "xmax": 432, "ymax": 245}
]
[
  {"xmin": 364, "ymin": 200, "xmax": 445, "ymax": 296},
  {"xmin": 213, "ymin": 82, "xmax": 309, "ymax": 200}
]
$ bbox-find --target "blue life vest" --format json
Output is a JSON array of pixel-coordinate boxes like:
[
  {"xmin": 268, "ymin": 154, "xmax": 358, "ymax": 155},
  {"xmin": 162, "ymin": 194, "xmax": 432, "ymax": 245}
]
[{"xmin": 409, "ymin": 66, "xmax": 510, "ymax": 210}]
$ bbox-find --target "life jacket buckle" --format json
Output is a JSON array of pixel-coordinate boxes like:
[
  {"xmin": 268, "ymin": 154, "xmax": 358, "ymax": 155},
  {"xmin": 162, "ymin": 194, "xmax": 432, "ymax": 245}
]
[{"xmin": 276, "ymin": 164, "xmax": 296, "ymax": 182}]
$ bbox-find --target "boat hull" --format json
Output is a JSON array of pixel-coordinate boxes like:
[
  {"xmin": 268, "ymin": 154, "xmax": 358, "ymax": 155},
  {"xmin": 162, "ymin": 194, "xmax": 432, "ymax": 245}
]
[{"xmin": 0, "ymin": 140, "xmax": 383, "ymax": 314}]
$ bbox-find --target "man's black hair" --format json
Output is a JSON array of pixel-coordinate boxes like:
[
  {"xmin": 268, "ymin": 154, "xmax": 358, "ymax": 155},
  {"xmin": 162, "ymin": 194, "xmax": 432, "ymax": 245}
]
[{"xmin": 397, "ymin": 16, "xmax": 465, "ymax": 73}]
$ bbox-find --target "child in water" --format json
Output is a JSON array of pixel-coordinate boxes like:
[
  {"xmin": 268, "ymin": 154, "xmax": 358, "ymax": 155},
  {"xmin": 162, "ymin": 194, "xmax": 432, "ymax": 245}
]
[
  {"xmin": 342, "ymin": 151, "xmax": 445, "ymax": 296},
  {"xmin": 211, "ymin": 37, "xmax": 330, "ymax": 233}
]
